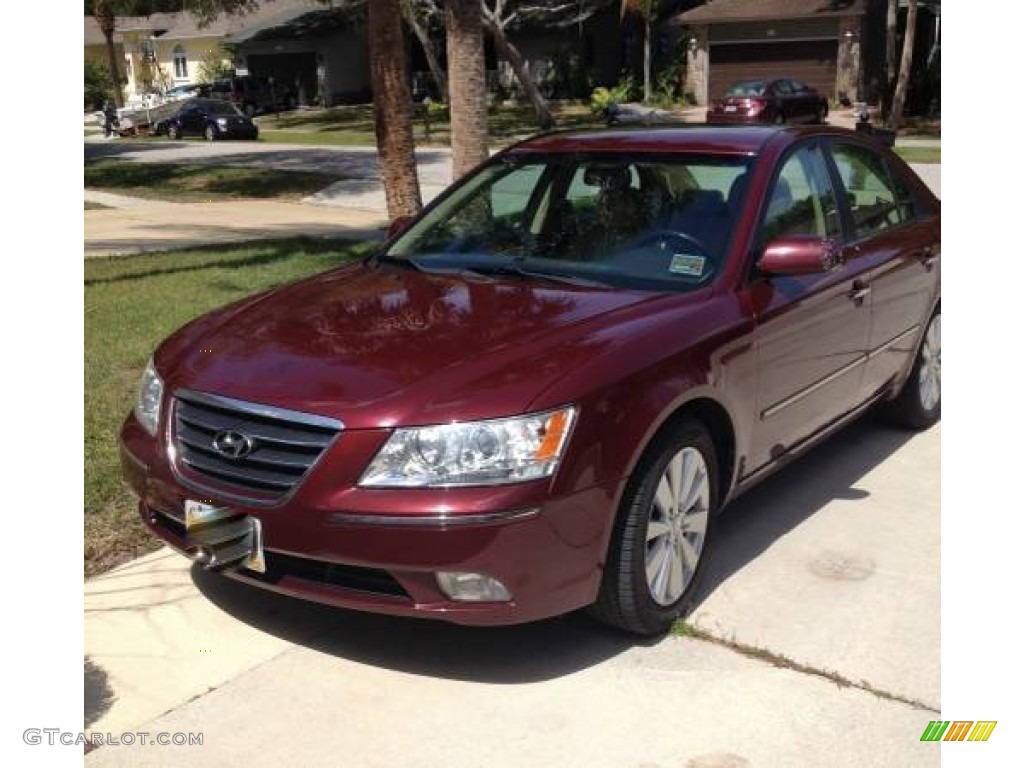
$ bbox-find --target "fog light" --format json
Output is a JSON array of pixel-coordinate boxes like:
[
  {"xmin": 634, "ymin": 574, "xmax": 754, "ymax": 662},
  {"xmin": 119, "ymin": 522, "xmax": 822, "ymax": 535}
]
[{"xmin": 436, "ymin": 572, "xmax": 511, "ymax": 602}]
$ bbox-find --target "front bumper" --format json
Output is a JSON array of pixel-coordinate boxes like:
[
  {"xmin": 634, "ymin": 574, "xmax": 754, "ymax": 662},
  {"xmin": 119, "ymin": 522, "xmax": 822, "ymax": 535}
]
[{"xmin": 121, "ymin": 415, "xmax": 617, "ymax": 626}]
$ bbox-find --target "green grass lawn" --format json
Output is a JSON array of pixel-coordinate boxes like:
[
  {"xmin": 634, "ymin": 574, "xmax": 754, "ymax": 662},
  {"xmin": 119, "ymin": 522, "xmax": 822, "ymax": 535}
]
[
  {"xmin": 84, "ymin": 159, "xmax": 347, "ymax": 202},
  {"xmin": 893, "ymin": 146, "xmax": 941, "ymax": 164},
  {"xmin": 84, "ymin": 238, "xmax": 373, "ymax": 576},
  {"xmin": 254, "ymin": 101, "xmax": 605, "ymax": 148}
]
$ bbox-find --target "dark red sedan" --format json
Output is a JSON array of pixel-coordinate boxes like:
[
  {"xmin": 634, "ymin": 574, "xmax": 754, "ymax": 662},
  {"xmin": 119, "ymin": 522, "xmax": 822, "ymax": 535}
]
[
  {"xmin": 707, "ymin": 79, "xmax": 829, "ymax": 125},
  {"xmin": 121, "ymin": 125, "xmax": 940, "ymax": 635}
]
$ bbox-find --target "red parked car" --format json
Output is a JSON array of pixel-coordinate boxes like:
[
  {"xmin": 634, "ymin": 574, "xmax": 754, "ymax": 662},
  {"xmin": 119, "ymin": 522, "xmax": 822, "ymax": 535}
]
[
  {"xmin": 707, "ymin": 79, "xmax": 829, "ymax": 125},
  {"xmin": 121, "ymin": 125, "xmax": 940, "ymax": 635}
]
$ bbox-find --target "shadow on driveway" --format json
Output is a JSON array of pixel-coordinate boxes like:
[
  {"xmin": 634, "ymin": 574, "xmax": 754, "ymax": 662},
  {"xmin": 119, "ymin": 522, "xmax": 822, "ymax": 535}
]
[{"xmin": 191, "ymin": 415, "xmax": 918, "ymax": 683}]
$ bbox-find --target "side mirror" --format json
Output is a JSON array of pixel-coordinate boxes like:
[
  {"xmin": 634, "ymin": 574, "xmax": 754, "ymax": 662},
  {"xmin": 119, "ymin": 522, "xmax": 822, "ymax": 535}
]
[
  {"xmin": 758, "ymin": 236, "xmax": 840, "ymax": 276},
  {"xmin": 386, "ymin": 215, "xmax": 413, "ymax": 239}
]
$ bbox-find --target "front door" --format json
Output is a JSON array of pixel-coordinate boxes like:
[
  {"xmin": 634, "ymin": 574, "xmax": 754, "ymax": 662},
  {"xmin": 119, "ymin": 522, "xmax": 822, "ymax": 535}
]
[{"xmin": 743, "ymin": 140, "xmax": 873, "ymax": 474}]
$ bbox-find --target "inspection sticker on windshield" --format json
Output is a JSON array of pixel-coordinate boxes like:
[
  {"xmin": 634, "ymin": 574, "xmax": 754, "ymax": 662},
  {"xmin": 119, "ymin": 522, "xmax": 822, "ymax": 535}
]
[{"xmin": 669, "ymin": 254, "xmax": 705, "ymax": 277}]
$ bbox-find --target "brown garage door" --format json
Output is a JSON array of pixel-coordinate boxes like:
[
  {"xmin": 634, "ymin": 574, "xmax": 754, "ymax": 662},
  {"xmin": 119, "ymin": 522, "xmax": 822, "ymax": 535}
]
[{"xmin": 709, "ymin": 40, "xmax": 838, "ymax": 101}]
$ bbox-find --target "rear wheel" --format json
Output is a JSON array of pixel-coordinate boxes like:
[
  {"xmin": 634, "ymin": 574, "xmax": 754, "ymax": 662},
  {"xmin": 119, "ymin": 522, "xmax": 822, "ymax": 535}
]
[
  {"xmin": 590, "ymin": 418, "xmax": 718, "ymax": 635},
  {"xmin": 884, "ymin": 311, "xmax": 941, "ymax": 429}
]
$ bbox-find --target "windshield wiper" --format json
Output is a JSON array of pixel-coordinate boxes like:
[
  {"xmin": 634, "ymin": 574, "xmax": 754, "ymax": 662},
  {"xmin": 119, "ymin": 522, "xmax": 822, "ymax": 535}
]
[{"xmin": 484, "ymin": 262, "xmax": 610, "ymax": 288}]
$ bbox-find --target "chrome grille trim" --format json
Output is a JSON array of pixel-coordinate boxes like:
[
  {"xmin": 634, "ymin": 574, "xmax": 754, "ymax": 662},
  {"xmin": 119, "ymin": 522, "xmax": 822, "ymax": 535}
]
[{"xmin": 169, "ymin": 389, "xmax": 343, "ymax": 506}]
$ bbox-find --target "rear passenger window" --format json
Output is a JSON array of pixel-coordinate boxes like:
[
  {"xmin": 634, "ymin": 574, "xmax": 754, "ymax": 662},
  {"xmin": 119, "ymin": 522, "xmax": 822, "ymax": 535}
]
[
  {"xmin": 831, "ymin": 143, "xmax": 904, "ymax": 238},
  {"xmin": 888, "ymin": 162, "xmax": 918, "ymax": 221},
  {"xmin": 758, "ymin": 144, "xmax": 840, "ymax": 245}
]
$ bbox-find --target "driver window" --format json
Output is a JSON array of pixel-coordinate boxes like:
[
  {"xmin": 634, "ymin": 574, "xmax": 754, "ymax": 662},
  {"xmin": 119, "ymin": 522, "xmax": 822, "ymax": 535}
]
[
  {"xmin": 830, "ymin": 142, "xmax": 903, "ymax": 239},
  {"xmin": 758, "ymin": 144, "xmax": 840, "ymax": 246}
]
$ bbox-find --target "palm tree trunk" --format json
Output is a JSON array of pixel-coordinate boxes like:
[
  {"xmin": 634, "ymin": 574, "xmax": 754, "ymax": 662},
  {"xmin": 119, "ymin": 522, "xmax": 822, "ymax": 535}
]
[
  {"xmin": 402, "ymin": 5, "xmax": 448, "ymax": 100},
  {"xmin": 445, "ymin": 0, "xmax": 489, "ymax": 179},
  {"xmin": 484, "ymin": 18, "xmax": 553, "ymax": 130},
  {"xmin": 888, "ymin": 0, "xmax": 918, "ymax": 131},
  {"xmin": 368, "ymin": 0, "xmax": 423, "ymax": 220},
  {"xmin": 95, "ymin": 4, "xmax": 123, "ymax": 108},
  {"xmin": 643, "ymin": 15, "xmax": 651, "ymax": 103},
  {"xmin": 885, "ymin": 0, "xmax": 897, "ymax": 83}
]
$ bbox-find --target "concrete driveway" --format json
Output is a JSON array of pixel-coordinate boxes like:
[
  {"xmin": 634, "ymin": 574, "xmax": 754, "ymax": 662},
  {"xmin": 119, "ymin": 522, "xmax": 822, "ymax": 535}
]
[{"xmin": 85, "ymin": 419, "xmax": 939, "ymax": 767}]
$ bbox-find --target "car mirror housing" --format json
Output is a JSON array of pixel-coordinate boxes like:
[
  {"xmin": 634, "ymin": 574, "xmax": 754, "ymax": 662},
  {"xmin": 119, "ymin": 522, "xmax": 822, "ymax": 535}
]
[
  {"xmin": 758, "ymin": 236, "xmax": 840, "ymax": 276},
  {"xmin": 386, "ymin": 215, "xmax": 413, "ymax": 239}
]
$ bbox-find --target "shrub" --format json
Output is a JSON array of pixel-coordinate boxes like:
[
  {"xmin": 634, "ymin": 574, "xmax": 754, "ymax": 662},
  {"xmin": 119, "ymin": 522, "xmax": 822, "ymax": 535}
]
[{"xmin": 85, "ymin": 59, "xmax": 113, "ymax": 111}]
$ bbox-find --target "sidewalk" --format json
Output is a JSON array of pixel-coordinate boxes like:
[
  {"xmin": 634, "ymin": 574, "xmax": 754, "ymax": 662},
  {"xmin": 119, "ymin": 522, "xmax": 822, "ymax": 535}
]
[{"xmin": 84, "ymin": 194, "xmax": 386, "ymax": 257}]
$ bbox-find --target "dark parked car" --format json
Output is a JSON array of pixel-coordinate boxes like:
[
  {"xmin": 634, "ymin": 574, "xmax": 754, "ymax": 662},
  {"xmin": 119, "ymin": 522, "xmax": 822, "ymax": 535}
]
[
  {"xmin": 209, "ymin": 75, "xmax": 296, "ymax": 116},
  {"xmin": 707, "ymin": 79, "xmax": 829, "ymax": 125},
  {"xmin": 121, "ymin": 125, "xmax": 940, "ymax": 635},
  {"xmin": 160, "ymin": 98, "xmax": 258, "ymax": 141}
]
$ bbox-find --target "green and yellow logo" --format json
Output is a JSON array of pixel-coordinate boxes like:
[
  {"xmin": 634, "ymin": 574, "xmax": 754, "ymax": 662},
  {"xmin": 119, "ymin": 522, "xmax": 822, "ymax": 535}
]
[{"xmin": 921, "ymin": 720, "xmax": 997, "ymax": 742}]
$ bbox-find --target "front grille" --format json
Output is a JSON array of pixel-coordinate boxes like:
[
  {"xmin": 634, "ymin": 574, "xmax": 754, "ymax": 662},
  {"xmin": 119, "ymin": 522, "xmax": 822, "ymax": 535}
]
[
  {"xmin": 172, "ymin": 389, "xmax": 342, "ymax": 504},
  {"xmin": 241, "ymin": 551, "xmax": 410, "ymax": 599}
]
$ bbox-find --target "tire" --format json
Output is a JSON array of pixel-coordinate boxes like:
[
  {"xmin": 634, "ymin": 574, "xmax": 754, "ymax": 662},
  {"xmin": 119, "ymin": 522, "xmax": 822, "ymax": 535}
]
[
  {"xmin": 590, "ymin": 418, "xmax": 719, "ymax": 636},
  {"xmin": 167, "ymin": 123, "xmax": 180, "ymax": 140},
  {"xmin": 883, "ymin": 311, "xmax": 941, "ymax": 429},
  {"xmin": 204, "ymin": 124, "xmax": 217, "ymax": 142}
]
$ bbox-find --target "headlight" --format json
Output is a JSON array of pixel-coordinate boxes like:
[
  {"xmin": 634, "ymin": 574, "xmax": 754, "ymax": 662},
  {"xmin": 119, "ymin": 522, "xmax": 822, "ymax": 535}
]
[
  {"xmin": 134, "ymin": 359, "xmax": 164, "ymax": 436},
  {"xmin": 359, "ymin": 407, "xmax": 576, "ymax": 487},
  {"xmin": 216, "ymin": 117, "xmax": 228, "ymax": 127}
]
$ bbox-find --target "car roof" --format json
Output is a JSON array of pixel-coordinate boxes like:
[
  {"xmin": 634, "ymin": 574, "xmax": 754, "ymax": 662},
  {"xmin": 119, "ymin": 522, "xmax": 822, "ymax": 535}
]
[
  {"xmin": 511, "ymin": 125, "xmax": 782, "ymax": 156},
  {"xmin": 509, "ymin": 124, "xmax": 883, "ymax": 158}
]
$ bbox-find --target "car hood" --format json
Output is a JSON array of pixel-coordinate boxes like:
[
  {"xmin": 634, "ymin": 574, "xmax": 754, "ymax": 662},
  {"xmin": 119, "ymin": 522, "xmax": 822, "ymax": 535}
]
[{"xmin": 156, "ymin": 262, "xmax": 694, "ymax": 428}]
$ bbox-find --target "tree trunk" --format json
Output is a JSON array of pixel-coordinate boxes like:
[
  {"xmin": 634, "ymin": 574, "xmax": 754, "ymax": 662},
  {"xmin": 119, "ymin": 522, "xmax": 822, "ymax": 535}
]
[
  {"xmin": 402, "ymin": 5, "xmax": 448, "ymax": 101},
  {"xmin": 368, "ymin": 0, "xmax": 423, "ymax": 220},
  {"xmin": 888, "ymin": 0, "xmax": 917, "ymax": 131},
  {"xmin": 445, "ymin": 0, "xmax": 489, "ymax": 178},
  {"xmin": 643, "ymin": 15, "xmax": 651, "ymax": 103},
  {"xmin": 95, "ymin": 5, "xmax": 123, "ymax": 108},
  {"xmin": 484, "ymin": 19, "xmax": 554, "ymax": 130},
  {"xmin": 885, "ymin": 0, "xmax": 897, "ymax": 83}
]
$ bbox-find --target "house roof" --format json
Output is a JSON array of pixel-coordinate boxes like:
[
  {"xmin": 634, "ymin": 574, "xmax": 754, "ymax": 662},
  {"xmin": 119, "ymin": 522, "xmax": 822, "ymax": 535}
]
[
  {"xmin": 674, "ymin": 0, "xmax": 867, "ymax": 25},
  {"xmin": 83, "ymin": 1, "xmax": 325, "ymax": 47},
  {"xmin": 160, "ymin": 0, "xmax": 324, "ymax": 41}
]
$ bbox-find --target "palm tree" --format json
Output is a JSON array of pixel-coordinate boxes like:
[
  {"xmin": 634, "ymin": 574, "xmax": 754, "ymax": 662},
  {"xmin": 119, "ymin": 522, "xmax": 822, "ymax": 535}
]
[
  {"xmin": 368, "ymin": 0, "xmax": 424, "ymax": 219},
  {"xmin": 445, "ymin": 0, "xmax": 489, "ymax": 178},
  {"xmin": 888, "ymin": 0, "xmax": 918, "ymax": 130},
  {"xmin": 622, "ymin": 0, "xmax": 661, "ymax": 104},
  {"xmin": 91, "ymin": 0, "xmax": 124, "ymax": 107}
]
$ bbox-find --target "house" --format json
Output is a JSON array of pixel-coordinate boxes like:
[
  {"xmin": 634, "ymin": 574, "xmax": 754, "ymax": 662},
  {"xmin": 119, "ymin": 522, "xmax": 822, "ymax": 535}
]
[
  {"xmin": 84, "ymin": 1, "xmax": 368, "ymax": 106},
  {"xmin": 673, "ymin": 0, "xmax": 874, "ymax": 106},
  {"xmin": 673, "ymin": 0, "xmax": 940, "ymax": 107}
]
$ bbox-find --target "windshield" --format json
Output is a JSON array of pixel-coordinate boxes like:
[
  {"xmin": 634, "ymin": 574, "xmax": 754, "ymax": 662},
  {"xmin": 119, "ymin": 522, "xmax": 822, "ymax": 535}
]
[
  {"xmin": 384, "ymin": 152, "xmax": 753, "ymax": 292},
  {"xmin": 725, "ymin": 82, "xmax": 767, "ymax": 97}
]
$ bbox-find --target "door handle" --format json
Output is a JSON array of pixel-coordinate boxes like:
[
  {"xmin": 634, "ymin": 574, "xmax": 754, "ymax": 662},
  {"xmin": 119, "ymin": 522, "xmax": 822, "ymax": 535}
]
[{"xmin": 848, "ymin": 280, "xmax": 871, "ymax": 304}]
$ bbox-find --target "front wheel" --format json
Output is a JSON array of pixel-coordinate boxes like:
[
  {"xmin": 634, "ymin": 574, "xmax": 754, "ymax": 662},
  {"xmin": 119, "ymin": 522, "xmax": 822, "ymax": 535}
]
[
  {"xmin": 884, "ymin": 312, "xmax": 941, "ymax": 429},
  {"xmin": 590, "ymin": 418, "xmax": 718, "ymax": 635}
]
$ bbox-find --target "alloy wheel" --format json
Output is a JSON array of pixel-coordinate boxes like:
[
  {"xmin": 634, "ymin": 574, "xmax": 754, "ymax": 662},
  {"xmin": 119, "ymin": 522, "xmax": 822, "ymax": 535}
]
[
  {"xmin": 918, "ymin": 315, "xmax": 941, "ymax": 411},
  {"xmin": 645, "ymin": 447, "xmax": 710, "ymax": 606}
]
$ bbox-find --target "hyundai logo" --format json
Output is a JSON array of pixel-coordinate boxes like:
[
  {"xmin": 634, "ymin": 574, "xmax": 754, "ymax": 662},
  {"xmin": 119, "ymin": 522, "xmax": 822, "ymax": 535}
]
[{"xmin": 212, "ymin": 430, "xmax": 254, "ymax": 459}]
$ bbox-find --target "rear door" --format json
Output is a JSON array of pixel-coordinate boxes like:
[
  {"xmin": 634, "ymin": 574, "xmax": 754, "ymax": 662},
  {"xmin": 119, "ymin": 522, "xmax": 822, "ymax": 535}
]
[
  {"xmin": 826, "ymin": 140, "xmax": 940, "ymax": 398},
  {"xmin": 743, "ymin": 140, "xmax": 873, "ymax": 473}
]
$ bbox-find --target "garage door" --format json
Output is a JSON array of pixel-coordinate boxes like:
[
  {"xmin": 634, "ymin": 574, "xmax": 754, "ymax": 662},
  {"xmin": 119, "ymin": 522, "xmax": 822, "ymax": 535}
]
[{"xmin": 709, "ymin": 40, "xmax": 838, "ymax": 101}]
